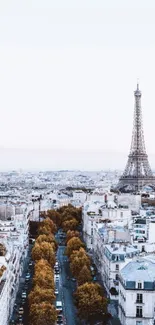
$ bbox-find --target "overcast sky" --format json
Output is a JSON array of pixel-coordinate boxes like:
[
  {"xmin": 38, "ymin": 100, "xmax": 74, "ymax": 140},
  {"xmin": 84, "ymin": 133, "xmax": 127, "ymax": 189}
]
[{"xmin": 0, "ymin": 0, "xmax": 155, "ymax": 170}]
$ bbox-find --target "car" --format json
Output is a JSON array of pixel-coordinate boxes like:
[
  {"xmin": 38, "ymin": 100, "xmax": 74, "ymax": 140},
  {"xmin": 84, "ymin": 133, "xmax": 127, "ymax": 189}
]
[
  {"xmin": 71, "ymin": 278, "xmax": 76, "ymax": 282},
  {"xmin": 55, "ymin": 288, "xmax": 59, "ymax": 295},
  {"xmin": 54, "ymin": 274, "xmax": 60, "ymax": 282},
  {"xmin": 54, "ymin": 262, "xmax": 59, "ymax": 268},
  {"xmin": 54, "ymin": 268, "xmax": 60, "ymax": 274},
  {"xmin": 56, "ymin": 301, "xmax": 62, "ymax": 312},
  {"xmin": 25, "ymin": 273, "xmax": 30, "ymax": 280},
  {"xmin": 17, "ymin": 316, "xmax": 23, "ymax": 323},
  {"xmin": 21, "ymin": 299, "xmax": 26, "ymax": 305},
  {"xmin": 21, "ymin": 292, "xmax": 27, "ymax": 298},
  {"xmin": 18, "ymin": 307, "xmax": 24, "ymax": 315},
  {"xmin": 29, "ymin": 261, "xmax": 33, "ymax": 267}
]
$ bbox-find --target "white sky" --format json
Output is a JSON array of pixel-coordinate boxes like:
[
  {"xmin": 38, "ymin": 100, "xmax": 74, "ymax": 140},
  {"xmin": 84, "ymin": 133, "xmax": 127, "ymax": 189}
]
[{"xmin": 0, "ymin": 0, "xmax": 155, "ymax": 170}]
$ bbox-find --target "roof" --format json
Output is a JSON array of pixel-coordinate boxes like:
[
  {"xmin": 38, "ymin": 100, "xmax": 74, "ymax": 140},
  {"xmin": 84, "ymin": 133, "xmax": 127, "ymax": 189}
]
[
  {"xmin": 106, "ymin": 244, "xmax": 139, "ymax": 255},
  {"xmin": 120, "ymin": 257, "xmax": 155, "ymax": 282}
]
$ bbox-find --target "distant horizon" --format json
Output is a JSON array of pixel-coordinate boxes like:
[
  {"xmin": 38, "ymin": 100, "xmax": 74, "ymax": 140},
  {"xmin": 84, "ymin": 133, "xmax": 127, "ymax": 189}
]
[{"xmin": 0, "ymin": 147, "xmax": 155, "ymax": 171}]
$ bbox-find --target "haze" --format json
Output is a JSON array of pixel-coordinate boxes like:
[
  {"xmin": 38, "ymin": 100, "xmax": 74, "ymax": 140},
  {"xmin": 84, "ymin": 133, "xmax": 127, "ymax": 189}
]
[{"xmin": 0, "ymin": 0, "xmax": 155, "ymax": 170}]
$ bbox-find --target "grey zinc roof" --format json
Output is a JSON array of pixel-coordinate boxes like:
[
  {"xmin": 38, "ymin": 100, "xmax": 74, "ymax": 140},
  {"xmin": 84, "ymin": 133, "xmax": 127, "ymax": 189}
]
[{"xmin": 121, "ymin": 258, "xmax": 155, "ymax": 282}]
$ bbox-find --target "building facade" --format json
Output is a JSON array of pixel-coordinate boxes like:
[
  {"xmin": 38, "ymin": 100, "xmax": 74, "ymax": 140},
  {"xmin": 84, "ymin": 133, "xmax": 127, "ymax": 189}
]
[{"xmin": 119, "ymin": 257, "xmax": 155, "ymax": 325}]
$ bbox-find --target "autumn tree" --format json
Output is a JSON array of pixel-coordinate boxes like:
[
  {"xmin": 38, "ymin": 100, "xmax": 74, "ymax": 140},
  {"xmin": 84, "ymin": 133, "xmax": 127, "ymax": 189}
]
[
  {"xmin": 28, "ymin": 286, "xmax": 55, "ymax": 305},
  {"xmin": 33, "ymin": 259, "xmax": 54, "ymax": 290},
  {"xmin": 66, "ymin": 230, "xmax": 80, "ymax": 244},
  {"xmin": 47, "ymin": 210, "xmax": 62, "ymax": 227},
  {"xmin": 34, "ymin": 259, "xmax": 53, "ymax": 276},
  {"xmin": 38, "ymin": 218, "xmax": 57, "ymax": 235},
  {"xmin": 74, "ymin": 282, "xmax": 108, "ymax": 324},
  {"xmin": 32, "ymin": 242, "xmax": 55, "ymax": 267},
  {"xmin": 33, "ymin": 268, "xmax": 54, "ymax": 290},
  {"xmin": 70, "ymin": 248, "xmax": 90, "ymax": 278},
  {"xmin": 38, "ymin": 225, "xmax": 52, "ymax": 236},
  {"xmin": 36, "ymin": 234, "xmax": 57, "ymax": 251},
  {"xmin": 62, "ymin": 218, "xmax": 78, "ymax": 232},
  {"xmin": 0, "ymin": 244, "xmax": 6, "ymax": 256},
  {"xmin": 65, "ymin": 237, "xmax": 84, "ymax": 257},
  {"xmin": 57, "ymin": 204, "xmax": 82, "ymax": 224},
  {"xmin": 29, "ymin": 302, "xmax": 57, "ymax": 325},
  {"xmin": 77, "ymin": 265, "xmax": 92, "ymax": 286}
]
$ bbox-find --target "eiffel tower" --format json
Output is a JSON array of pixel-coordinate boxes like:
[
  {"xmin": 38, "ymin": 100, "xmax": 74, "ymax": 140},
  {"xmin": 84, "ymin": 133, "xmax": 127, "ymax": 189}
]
[{"xmin": 117, "ymin": 83, "xmax": 155, "ymax": 192}]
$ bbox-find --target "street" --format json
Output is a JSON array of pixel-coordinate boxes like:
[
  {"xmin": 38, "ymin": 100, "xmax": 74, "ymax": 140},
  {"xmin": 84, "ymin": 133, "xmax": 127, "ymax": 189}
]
[{"xmin": 56, "ymin": 242, "xmax": 78, "ymax": 325}]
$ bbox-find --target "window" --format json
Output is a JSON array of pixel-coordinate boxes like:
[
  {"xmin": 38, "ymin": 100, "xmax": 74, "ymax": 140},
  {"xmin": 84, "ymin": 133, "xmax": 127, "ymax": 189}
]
[
  {"xmin": 137, "ymin": 293, "xmax": 143, "ymax": 303},
  {"xmin": 91, "ymin": 228, "xmax": 93, "ymax": 235},
  {"xmin": 116, "ymin": 264, "xmax": 119, "ymax": 271},
  {"xmin": 137, "ymin": 282, "xmax": 142, "ymax": 289},
  {"xmin": 136, "ymin": 306, "xmax": 143, "ymax": 318},
  {"xmin": 121, "ymin": 211, "xmax": 123, "ymax": 218},
  {"xmin": 115, "ymin": 274, "xmax": 119, "ymax": 281},
  {"xmin": 142, "ymin": 245, "xmax": 145, "ymax": 252},
  {"xmin": 136, "ymin": 321, "xmax": 143, "ymax": 325}
]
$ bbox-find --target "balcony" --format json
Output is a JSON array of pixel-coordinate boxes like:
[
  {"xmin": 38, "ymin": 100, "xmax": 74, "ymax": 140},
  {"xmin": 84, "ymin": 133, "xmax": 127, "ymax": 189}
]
[
  {"xmin": 136, "ymin": 313, "xmax": 143, "ymax": 318},
  {"xmin": 136, "ymin": 300, "xmax": 143, "ymax": 304}
]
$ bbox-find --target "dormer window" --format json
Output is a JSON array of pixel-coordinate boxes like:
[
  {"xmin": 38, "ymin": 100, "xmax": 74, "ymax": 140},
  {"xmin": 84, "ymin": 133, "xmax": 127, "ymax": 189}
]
[{"xmin": 137, "ymin": 281, "xmax": 143, "ymax": 289}]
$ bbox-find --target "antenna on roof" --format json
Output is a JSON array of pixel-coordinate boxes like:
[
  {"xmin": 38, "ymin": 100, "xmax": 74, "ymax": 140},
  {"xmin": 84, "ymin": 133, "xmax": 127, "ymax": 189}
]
[{"xmin": 137, "ymin": 78, "xmax": 139, "ymax": 90}]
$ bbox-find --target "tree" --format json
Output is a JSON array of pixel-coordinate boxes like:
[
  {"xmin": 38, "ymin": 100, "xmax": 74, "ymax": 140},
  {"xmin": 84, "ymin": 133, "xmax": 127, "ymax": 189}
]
[
  {"xmin": 65, "ymin": 237, "xmax": 85, "ymax": 257},
  {"xmin": 74, "ymin": 283, "xmax": 108, "ymax": 324},
  {"xmin": 32, "ymin": 242, "xmax": 55, "ymax": 267},
  {"xmin": 36, "ymin": 234, "xmax": 57, "ymax": 251},
  {"xmin": 66, "ymin": 230, "xmax": 80, "ymax": 244},
  {"xmin": 38, "ymin": 225, "xmax": 52, "ymax": 236},
  {"xmin": 28, "ymin": 286, "xmax": 55, "ymax": 305},
  {"xmin": 70, "ymin": 247, "xmax": 88, "ymax": 262},
  {"xmin": 62, "ymin": 218, "xmax": 78, "ymax": 232},
  {"xmin": 38, "ymin": 218, "xmax": 57, "ymax": 235},
  {"xmin": 0, "ymin": 244, "xmax": 6, "ymax": 256},
  {"xmin": 33, "ymin": 269, "xmax": 54, "ymax": 290},
  {"xmin": 70, "ymin": 248, "xmax": 91, "ymax": 278},
  {"xmin": 34, "ymin": 259, "xmax": 52, "ymax": 274},
  {"xmin": 47, "ymin": 210, "xmax": 62, "ymax": 227},
  {"xmin": 29, "ymin": 302, "xmax": 57, "ymax": 325},
  {"xmin": 57, "ymin": 204, "xmax": 82, "ymax": 223},
  {"xmin": 77, "ymin": 265, "xmax": 92, "ymax": 286}
]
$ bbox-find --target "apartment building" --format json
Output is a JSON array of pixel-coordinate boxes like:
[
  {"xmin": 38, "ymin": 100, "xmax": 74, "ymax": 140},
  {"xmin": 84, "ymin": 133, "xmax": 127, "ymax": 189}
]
[{"xmin": 119, "ymin": 256, "xmax": 155, "ymax": 325}]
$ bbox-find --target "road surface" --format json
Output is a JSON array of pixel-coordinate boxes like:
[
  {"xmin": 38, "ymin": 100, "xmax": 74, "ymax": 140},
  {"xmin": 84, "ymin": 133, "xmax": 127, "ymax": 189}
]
[{"xmin": 56, "ymin": 245, "xmax": 78, "ymax": 325}]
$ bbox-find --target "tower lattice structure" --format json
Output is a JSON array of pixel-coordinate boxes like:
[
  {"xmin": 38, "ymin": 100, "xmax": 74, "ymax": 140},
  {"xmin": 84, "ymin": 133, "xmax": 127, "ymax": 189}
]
[{"xmin": 117, "ymin": 83, "xmax": 155, "ymax": 192}]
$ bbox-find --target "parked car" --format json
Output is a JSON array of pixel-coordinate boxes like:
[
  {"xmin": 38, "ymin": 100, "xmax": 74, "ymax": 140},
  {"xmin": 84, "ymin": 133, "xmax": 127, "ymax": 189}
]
[
  {"xmin": 21, "ymin": 299, "xmax": 26, "ymax": 305},
  {"xmin": 21, "ymin": 291, "xmax": 27, "ymax": 298},
  {"xmin": 17, "ymin": 316, "xmax": 23, "ymax": 323},
  {"xmin": 54, "ymin": 274, "xmax": 60, "ymax": 282},
  {"xmin": 25, "ymin": 273, "xmax": 30, "ymax": 280},
  {"xmin": 56, "ymin": 301, "xmax": 62, "ymax": 312},
  {"xmin": 55, "ymin": 288, "xmax": 59, "ymax": 295},
  {"xmin": 54, "ymin": 262, "xmax": 59, "ymax": 268},
  {"xmin": 18, "ymin": 307, "xmax": 24, "ymax": 315}
]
